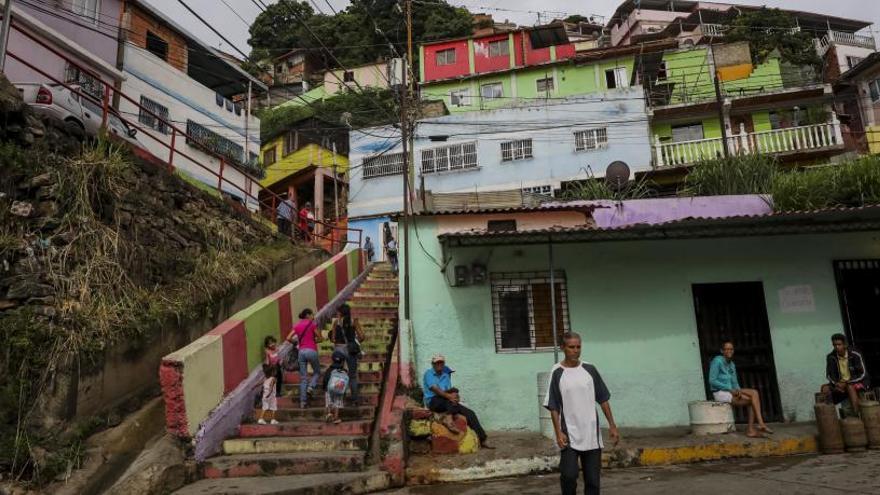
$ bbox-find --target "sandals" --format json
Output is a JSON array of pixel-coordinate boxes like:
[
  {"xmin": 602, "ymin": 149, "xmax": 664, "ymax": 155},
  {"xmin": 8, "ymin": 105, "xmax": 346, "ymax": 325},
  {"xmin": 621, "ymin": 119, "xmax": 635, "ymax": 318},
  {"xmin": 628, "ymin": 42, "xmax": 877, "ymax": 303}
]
[{"xmin": 759, "ymin": 425, "xmax": 775, "ymax": 434}]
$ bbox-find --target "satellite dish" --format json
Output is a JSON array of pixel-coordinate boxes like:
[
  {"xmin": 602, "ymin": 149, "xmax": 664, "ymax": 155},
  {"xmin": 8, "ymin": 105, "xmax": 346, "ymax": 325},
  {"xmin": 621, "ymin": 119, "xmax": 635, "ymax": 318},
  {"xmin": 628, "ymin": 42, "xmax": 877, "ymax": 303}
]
[{"xmin": 605, "ymin": 161, "xmax": 631, "ymax": 191}]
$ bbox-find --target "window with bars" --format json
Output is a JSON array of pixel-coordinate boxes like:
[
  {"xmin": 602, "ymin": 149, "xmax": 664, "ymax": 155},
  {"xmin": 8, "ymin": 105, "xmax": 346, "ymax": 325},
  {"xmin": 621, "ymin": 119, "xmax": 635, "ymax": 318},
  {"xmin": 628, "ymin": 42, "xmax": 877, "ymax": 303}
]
[
  {"xmin": 488, "ymin": 39, "xmax": 509, "ymax": 57},
  {"xmin": 535, "ymin": 77, "xmax": 554, "ymax": 93},
  {"xmin": 491, "ymin": 272, "xmax": 570, "ymax": 352},
  {"xmin": 522, "ymin": 185, "xmax": 553, "ymax": 196},
  {"xmin": 436, "ymin": 48, "xmax": 456, "ymax": 66},
  {"xmin": 480, "ymin": 82, "xmax": 503, "ymax": 100},
  {"xmin": 501, "ymin": 139, "xmax": 533, "ymax": 162},
  {"xmin": 362, "ymin": 152, "xmax": 405, "ymax": 179},
  {"xmin": 421, "ymin": 142, "xmax": 478, "ymax": 174},
  {"xmin": 186, "ymin": 120, "xmax": 244, "ymax": 164},
  {"xmin": 263, "ymin": 148, "xmax": 276, "ymax": 166},
  {"xmin": 450, "ymin": 88, "xmax": 471, "ymax": 107},
  {"xmin": 573, "ymin": 128, "xmax": 608, "ymax": 151},
  {"xmin": 138, "ymin": 95, "xmax": 169, "ymax": 134},
  {"xmin": 64, "ymin": 63, "xmax": 103, "ymax": 100}
]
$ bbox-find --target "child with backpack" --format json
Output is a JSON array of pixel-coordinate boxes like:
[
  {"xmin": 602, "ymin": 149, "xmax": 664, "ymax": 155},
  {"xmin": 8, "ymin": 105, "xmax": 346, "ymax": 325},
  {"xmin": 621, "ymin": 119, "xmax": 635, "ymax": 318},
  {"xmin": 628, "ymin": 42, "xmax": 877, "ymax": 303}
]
[
  {"xmin": 258, "ymin": 363, "xmax": 279, "ymax": 425},
  {"xmin": 264, "ymin": 336, "xmax": 283, "ymax": 397},
  {"xmin": 322, "ymin": 350, "xmax": 349, "ymax": 424}
]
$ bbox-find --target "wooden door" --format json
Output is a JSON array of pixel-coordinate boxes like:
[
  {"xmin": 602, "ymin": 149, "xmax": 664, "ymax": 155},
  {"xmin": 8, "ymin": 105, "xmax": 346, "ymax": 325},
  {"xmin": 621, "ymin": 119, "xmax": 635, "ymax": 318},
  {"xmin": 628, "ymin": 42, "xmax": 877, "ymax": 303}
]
[{"xmin": 692, "ymin": 282, "xmax": 784, "ymax": 423}]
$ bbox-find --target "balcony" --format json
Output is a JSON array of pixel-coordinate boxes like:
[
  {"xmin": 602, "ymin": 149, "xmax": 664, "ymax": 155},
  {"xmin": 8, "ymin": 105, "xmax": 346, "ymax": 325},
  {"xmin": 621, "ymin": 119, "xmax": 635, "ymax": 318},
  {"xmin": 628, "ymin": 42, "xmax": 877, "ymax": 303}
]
[{"xmin": 654, "ymin": 117, "xmax": 844, "ymax": 168}]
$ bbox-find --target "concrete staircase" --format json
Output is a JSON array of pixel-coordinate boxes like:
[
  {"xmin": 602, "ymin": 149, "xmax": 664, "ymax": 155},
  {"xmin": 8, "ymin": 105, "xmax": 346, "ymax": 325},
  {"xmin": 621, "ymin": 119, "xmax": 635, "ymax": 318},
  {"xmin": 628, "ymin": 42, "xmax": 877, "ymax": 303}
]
[{"xmin": 175, "ymin": 264, "xmax": 399, "ymax": 495}]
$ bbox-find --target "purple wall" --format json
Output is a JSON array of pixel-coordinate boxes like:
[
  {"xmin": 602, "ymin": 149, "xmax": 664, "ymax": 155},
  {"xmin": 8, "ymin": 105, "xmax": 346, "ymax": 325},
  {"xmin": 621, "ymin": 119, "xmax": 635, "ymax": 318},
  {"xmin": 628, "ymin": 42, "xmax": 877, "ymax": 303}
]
[
  {"xmin": 551, "ymin": 195, "xmax": 774, "ymax": 229},
  {"xmin": 4, "ymin": 1, "xmax": 122, "ymax": 84}
]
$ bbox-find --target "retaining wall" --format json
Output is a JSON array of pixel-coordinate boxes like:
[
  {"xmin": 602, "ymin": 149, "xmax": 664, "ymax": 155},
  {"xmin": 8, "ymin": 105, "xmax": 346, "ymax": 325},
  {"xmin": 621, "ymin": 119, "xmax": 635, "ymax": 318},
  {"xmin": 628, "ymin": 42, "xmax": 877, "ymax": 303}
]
[{"xmin": 160, "ymin": 249, "xmax": 365, "ymax": 442}]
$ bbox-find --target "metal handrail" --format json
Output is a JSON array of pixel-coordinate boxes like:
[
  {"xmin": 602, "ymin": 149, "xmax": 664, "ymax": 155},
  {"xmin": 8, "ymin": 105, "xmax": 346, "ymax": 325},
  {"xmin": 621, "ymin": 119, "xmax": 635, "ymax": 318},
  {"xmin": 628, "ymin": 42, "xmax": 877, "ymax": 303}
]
[{"xmin": 7, "ymin": 21, "xmax": 361, "ymax": 253}]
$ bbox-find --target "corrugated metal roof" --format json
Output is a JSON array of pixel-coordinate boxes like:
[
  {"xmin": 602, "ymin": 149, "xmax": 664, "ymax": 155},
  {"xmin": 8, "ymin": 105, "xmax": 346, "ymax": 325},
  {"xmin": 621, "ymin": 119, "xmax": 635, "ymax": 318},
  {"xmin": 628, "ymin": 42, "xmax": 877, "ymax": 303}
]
[
  {"xmin": 415, "ymin": 203, "xmax": 597, "ymax": 216},
  {"xmin": 439, "ymin": 204, "xmax": 880, "ymax": 245}
]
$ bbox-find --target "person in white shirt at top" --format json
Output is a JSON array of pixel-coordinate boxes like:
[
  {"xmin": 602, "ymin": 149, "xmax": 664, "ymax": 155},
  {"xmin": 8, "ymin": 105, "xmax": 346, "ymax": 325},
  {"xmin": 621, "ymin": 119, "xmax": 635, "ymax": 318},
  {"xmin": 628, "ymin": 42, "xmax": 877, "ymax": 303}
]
[{"xmin": 544, "ymin": 332, "xmax": 619, "ymax": 495}]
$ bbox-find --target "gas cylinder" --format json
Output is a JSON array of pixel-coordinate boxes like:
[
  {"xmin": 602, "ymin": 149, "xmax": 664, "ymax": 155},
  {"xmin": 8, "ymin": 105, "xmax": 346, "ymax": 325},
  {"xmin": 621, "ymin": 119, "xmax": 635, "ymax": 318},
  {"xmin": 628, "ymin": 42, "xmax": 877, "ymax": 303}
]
[
  {"xmin": 814, "ymin": 403, "xmax": 844, "ymax": 454},
  {"xmin": 859, "ymin": 400, "xmax": 880, "ymax": 449},
  {"xmin": 840, "ymin": 416, "xmax": 868, "ymax": 452}
]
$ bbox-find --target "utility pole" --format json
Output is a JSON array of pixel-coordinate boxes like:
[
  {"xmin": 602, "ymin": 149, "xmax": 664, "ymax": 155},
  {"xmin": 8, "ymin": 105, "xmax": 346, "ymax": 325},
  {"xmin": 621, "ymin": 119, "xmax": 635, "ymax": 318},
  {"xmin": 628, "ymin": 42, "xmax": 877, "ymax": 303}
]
[
  {"xmin": 709, "ymin": 44, "xmax": 730, "ymax": 158},
  {"xmin": 401, "ymin": 0, "xmax": 413, "ymax": 321},
  {"xmin": 332, "ymin": 142, "xmax": 339, "ymax": 222},
  {"xmin": 0, "ymin": 0, "xmax": 14, "ymax": 72}
]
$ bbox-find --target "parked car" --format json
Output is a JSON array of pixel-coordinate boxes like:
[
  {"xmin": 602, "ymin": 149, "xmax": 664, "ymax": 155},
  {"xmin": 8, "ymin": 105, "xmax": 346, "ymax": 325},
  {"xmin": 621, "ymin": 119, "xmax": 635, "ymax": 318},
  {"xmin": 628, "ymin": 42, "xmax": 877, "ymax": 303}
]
[{"xmin": 15, "ymin": 83, "xmax": 138, "ymax": 144}]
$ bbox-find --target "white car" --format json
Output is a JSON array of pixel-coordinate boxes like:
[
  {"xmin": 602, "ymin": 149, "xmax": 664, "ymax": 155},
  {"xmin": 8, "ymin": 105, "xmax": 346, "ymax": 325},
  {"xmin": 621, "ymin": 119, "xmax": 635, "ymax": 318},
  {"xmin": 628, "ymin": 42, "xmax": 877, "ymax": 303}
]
[{"xmin": 16, "ymin": 83, "xmax": 138, "ymax": 144}]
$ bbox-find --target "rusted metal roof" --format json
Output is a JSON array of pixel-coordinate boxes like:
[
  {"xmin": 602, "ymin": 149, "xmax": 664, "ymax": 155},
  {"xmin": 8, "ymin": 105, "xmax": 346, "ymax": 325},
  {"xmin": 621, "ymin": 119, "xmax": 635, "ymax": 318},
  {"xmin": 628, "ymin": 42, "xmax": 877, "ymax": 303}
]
[
  {"xmin": 439, "ymin": 204, "xmax": 880, "ymax": 246},
  {"xmin": 413, "ymin": 204, "xmax": 598, "ymax": 217}
]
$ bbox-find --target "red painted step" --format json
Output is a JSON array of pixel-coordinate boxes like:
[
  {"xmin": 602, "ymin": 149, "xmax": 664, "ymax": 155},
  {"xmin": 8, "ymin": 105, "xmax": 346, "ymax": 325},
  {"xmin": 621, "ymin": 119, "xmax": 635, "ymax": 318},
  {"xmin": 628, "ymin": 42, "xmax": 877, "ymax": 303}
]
[
  {"xmin": 201, "ymin": 451, "xmax": 366, "ymax": 479},
  {"xmin": 267, "ymin": 406, "xmax": 375, "ymax": 422},
  {"xmin": 283, "ymin": 370, "xmax": 382, "ymax": 384},
  {"xmin": 275, "ymin": 394, "xmax": 379, "ymax": 409},
  {"xmin": 238, "ymin": 420, "xmax": 373, "ymax": 438}
]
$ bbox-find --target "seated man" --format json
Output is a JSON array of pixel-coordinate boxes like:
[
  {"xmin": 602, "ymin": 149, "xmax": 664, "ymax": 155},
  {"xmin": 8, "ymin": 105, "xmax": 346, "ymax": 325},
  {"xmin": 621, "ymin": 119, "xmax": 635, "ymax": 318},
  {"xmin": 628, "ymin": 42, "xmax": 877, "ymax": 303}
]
[
  {"xmin": 423, "ymin": 354, "xmax": 492, "ymax": 449},
  {"xmin": 821, "ymin": 333, "xmax": 870, "ymax": 411}
]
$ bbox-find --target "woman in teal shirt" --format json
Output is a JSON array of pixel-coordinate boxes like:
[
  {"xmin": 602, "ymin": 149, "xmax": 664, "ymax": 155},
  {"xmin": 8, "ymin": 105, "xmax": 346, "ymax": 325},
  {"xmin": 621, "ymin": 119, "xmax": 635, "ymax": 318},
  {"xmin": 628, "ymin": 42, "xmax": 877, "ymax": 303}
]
[{"xmin": 708, "ymin": 340, "xmax": 773, "ymax": 437}]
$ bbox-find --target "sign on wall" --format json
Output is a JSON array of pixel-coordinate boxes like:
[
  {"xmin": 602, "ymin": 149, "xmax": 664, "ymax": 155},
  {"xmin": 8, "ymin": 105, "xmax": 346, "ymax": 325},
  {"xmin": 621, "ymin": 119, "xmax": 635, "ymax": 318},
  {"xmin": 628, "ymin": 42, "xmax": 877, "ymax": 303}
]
[{"xmin": 778, "ymin": 285, "xmax": 816, "ymax": 313}]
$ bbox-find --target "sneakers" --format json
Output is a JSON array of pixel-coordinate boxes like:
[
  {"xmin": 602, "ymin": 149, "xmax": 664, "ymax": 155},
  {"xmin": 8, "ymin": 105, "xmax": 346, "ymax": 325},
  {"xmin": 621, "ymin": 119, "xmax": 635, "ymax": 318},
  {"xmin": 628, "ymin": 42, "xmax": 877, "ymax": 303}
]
[
  {"xmin": 270, "ymin": 419, "xmax": 279, "ymax": 425},
  {"xmin": 257, "ymin": 418, "xmax": 267, "ymax": 425},
  {"xmin": 307, "ymin": 387, "xmax": 315, "ymax": 397}
]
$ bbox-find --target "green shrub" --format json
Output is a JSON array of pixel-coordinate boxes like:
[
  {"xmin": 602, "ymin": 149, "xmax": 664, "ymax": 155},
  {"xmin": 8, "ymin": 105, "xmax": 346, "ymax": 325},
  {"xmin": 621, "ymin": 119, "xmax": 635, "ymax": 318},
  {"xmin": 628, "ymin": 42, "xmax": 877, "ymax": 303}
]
[{"xmin": 771, "ymin": 155, "xmax": 880, "ymax": 211}]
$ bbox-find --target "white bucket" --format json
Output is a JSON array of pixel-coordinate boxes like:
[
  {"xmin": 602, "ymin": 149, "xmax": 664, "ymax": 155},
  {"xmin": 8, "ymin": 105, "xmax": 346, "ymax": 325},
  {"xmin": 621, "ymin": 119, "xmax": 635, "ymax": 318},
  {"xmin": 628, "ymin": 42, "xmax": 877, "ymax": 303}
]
[
  {"xmin": 688, "ymin": 400, "xmax": 735, "ymax": 435},
  {"xmin": 537, "ymin": 371, "xmax": 555, "ymax": 439}
]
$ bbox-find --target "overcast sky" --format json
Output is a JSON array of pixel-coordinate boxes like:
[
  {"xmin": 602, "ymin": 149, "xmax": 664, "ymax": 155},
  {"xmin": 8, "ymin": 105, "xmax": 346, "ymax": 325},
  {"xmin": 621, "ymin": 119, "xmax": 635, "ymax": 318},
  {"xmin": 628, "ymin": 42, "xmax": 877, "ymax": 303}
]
[{"xmin": 153, "ymin": 0, "xmax": 880, "ymax": 56}]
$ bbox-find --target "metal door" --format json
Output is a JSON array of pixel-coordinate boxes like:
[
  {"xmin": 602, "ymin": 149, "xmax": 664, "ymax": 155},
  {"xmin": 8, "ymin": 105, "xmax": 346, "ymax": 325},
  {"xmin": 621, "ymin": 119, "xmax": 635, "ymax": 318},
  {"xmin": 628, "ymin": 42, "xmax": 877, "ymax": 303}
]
[
  {"xmin": 834, "ymin": 260, "xmax": 880, "ymax": 382},
  {"xmin": 692, "ymin": 282, "xmax": 784, "ymax": 423}
]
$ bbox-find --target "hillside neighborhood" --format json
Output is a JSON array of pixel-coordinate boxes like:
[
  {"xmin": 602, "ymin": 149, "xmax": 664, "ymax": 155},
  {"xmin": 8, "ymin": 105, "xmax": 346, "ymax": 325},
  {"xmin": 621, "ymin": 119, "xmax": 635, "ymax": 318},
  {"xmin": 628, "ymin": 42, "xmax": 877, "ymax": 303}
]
[{"xmin": 2, "ymin": 0, "xmax": 880, "ymax": 494}]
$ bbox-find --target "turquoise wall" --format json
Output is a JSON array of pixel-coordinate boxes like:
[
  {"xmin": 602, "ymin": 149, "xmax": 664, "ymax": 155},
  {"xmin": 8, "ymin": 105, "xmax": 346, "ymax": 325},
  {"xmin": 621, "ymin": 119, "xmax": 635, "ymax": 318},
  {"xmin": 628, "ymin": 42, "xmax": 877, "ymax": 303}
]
[{"xmin": 407, "ymin": 218, "xmax": 880, "ymax": 430}]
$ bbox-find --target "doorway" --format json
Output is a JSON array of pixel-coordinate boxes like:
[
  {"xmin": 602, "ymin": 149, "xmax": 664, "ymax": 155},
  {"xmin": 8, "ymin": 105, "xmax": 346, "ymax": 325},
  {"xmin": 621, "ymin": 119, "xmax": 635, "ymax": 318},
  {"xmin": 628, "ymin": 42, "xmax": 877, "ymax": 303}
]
[
  {"xmin": 834, "ymin": 260, "xmax": 880, "ymax": 382},
  {"xmin": 692, "ymin": 282, "xmax": 784, "ymax": 423}
]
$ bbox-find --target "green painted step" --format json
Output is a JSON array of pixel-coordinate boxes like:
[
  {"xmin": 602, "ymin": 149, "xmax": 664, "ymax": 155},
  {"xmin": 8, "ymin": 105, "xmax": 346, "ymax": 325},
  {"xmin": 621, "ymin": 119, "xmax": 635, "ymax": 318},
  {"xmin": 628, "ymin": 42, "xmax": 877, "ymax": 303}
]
[
  {"xmin": 173, "ymin": 469, "xmax": 390, "ymax": 494},
  {"xmin": 222, "ymin": 435, "xmax": 368, "ymax": 455},
  {"xmin": 201, "ymin": 451, "xmax": 366, "ymax": 478}
]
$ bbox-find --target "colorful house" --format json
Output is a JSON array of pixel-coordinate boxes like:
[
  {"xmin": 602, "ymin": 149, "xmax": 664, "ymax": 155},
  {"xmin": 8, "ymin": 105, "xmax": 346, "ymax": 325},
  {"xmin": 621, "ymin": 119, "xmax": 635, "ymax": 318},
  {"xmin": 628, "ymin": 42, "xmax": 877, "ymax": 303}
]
[
  {"xmin": 836, "ymin": 53, "xmax": 880, "ymax": 154},
  {"xmin": 259, "ymin": 118, "xmax": 349, "ymax": 227},
  {"xmin": 401, "ymin": 198, "xmax": 880, "ymax": 430}
]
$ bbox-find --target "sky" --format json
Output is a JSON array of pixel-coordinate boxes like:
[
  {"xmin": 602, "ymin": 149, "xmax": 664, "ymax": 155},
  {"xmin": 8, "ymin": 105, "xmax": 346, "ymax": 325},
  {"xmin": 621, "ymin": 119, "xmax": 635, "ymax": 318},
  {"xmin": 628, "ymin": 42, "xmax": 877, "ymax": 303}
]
[{"xmin": 154, "ymin": 0, "xmax": 880, "ymax": 57}]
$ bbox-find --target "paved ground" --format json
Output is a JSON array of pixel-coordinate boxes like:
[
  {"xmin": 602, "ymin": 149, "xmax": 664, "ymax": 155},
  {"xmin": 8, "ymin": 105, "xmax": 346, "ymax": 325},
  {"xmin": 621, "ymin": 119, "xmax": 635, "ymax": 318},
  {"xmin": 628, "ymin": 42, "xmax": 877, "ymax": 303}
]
[{"xmin": 385, "ymin": 451, "xmax": 880, "ymax": 494}]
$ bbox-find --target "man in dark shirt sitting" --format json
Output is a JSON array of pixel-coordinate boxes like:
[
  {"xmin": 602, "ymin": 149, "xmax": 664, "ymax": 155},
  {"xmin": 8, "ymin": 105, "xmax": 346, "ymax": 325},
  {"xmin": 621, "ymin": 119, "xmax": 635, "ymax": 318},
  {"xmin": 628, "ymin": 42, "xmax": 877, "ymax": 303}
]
[{"xmin": 820, "ymin": 333, "xmax": 870, "ymax": 411}]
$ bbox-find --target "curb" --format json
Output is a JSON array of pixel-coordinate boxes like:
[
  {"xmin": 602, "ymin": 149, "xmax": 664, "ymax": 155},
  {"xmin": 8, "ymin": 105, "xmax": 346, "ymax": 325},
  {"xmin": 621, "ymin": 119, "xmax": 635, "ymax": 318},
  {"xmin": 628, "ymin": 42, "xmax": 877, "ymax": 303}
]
[{"xmin": 406, "ymin": 434, "xmax": 818, "ymax": 485}]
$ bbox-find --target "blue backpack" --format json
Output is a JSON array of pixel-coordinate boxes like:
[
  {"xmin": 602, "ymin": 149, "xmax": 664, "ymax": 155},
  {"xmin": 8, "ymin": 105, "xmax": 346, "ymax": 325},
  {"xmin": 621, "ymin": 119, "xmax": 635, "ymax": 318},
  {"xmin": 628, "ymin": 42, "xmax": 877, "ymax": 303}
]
[{"xmin": 327, "ymin": 369, "xmax": 349, "ymax": 396}]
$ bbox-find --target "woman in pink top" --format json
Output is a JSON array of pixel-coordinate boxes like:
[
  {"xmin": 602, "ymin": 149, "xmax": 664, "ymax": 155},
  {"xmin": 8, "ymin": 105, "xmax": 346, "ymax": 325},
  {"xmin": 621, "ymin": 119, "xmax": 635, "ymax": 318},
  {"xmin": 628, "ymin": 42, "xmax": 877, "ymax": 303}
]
[{"xmin": 287, "ymin": 308, "xmax": 323, "ymax": 408}]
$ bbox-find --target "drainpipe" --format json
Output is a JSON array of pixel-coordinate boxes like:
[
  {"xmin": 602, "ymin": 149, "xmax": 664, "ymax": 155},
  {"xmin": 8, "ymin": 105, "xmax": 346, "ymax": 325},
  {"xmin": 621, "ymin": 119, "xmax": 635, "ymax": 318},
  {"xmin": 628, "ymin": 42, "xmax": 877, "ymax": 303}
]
[{"xmin": 548, "ymin": 237, "xmax": 559, "ymax": 364}]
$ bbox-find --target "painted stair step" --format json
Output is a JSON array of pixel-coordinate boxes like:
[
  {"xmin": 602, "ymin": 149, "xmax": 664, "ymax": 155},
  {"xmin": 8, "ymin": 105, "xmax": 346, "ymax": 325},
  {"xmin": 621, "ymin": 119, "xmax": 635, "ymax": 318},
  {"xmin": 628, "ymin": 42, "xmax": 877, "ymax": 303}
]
[
  {"xmin": 276, "ymin": 393, "xmax": 379, "ymax": 408},
  {"xmin": 222, "ymin": 435, "xmax": 369, "ymax": 455},
  {"xmin": 283, "ymin": 370, "xmax": 382, "ymax": 384},
  {"xmin": 267, "ymin": 406, "xmax": 375, "ymax": 422},
  {"xmin": 172, "ymin": 469, "xmax": 390, "ymax": 495},
  {"xmin": 318, "ymin": 353, "xmax": 385, "ymax": 365},
  {"xmin": 238, "ymin": 420, "xmax": 373, "ymax": 438},
  {"xmin": 202, "ymin": 451, "xmax": 366, "ymax": 479},
  {"xmin": 317, "ymin": 343, "xmax": 389, "ymax": 354}
]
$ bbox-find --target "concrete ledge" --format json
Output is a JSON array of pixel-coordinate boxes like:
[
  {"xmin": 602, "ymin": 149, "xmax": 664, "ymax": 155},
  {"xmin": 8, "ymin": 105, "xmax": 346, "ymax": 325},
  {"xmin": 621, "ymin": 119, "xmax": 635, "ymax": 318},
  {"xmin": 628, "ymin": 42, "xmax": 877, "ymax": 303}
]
[{"xmin": 406, "ymin": 426, "xmax": 818, "ymax": 485}]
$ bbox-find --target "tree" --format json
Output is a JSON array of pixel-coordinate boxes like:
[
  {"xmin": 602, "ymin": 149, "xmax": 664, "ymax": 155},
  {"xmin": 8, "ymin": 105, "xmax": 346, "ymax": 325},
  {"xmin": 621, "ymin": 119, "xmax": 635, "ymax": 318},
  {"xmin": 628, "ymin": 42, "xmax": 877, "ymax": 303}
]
[
  {"xmin": 723, "ymin": 8, "xmax": 822, "ymax": 69},
  {"xmin": 247, "ymin": 0, "xmax": 472, "ymax": 69}
]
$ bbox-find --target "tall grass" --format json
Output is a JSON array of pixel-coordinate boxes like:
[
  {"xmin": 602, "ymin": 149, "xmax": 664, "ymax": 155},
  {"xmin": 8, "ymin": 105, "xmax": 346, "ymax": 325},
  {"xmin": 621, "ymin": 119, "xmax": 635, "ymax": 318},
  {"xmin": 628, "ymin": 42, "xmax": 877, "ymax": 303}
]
[
  {"xmin": 772, "ymin": 155, "xmax": 880, "ymax": 211},
  {"xmin": 682, "ymin": 154, "xmax": 779, "ymax": 196},
  {"xmin": 563, "ymin": 174, "xmax": 654, "ymax": 201}
]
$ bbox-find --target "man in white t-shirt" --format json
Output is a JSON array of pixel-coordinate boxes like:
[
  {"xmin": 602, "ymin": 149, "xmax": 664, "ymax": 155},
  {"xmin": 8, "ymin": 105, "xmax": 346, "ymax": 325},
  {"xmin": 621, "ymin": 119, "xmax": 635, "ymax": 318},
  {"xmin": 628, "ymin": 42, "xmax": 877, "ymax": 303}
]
[{"xmin": 544, "ymin": 332, "xmax": 619, "ymax": 495}]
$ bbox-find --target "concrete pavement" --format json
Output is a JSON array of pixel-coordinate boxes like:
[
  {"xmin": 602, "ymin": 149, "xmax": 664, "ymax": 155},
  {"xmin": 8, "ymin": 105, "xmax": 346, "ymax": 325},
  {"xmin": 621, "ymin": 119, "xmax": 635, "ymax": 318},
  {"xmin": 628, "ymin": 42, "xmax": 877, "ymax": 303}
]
[{"xmin": 385, "ymin": 451, "xmax": 880, "ymax": 494}]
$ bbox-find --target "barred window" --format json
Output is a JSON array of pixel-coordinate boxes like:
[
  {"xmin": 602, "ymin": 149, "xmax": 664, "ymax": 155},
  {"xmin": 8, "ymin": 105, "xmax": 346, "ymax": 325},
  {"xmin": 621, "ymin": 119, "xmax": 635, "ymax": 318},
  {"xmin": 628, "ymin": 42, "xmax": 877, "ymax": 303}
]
[
  {"xmin": 574, "ymin": 128, "xmax": 608, "ymax": 151},
  {"xmin": 491, "ymin": 272, "xmax": 570, "ymax": 352},
  {"xmin": 450, "ymin": 88, "xmax": 471, "ymax": 107},
  {"xmin": 436, "ymin": 48, "xmax": 456, "ymax": 66},
  {"xmin": 536, "ymin": 77, "xmax": 554, "ymax": 92},
  {"xmin": 480, "ymin": 82, "xmax": 503, "ymax": 100},
  {"xmin": 64, "ymin": 63, "xmax": 103, "ymax": 100},
  {"xmin": 186, "ymin": 120, "xmax": 244, "ymax": 164},
  {"xmin": 522, "ymin": 185, "xmax": 553, "ymax": 196},
  {"xmin": 139, "ymin": 95, "xmax": 169, "ymax": 134},
  {"xmin": 488, "ymin": 40, "xmax": 509, "ymax": 57},
  {"xmin": 500, "ymin": 139, "xmax": 532, "ymax": 162},
  {"xmin": 421, "ymin": 142, "xmax": 478, "ymax": 174},
  {"xmin": 363, "ymin": 152, "xmax": 405, "ymax": 179}
]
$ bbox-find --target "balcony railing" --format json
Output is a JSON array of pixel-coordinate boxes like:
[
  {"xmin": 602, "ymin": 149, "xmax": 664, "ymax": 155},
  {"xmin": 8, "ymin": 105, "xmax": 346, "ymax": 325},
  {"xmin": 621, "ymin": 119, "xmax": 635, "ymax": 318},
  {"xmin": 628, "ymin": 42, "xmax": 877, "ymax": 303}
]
[
  {"xmin": 830, "ymin": 30, "xmax": 876, "ymax": 50},
  {"xmin": 654, "ymin": 116, "xmax": 843, "ymax": 168}
]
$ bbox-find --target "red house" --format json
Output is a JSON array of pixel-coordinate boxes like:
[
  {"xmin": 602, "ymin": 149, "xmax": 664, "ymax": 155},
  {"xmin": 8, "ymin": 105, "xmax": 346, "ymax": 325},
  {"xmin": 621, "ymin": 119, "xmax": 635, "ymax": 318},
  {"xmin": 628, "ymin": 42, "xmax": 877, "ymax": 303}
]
[{"xmin": 420, "ymin": 24, "xmax": 577, "ymax": 83}]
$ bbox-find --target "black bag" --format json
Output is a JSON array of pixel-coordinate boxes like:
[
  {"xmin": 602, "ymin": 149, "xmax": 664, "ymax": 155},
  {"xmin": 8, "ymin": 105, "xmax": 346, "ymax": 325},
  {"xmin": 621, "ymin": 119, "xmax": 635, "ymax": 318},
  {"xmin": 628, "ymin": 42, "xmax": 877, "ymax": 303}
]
[
  {"xmin": 347, "ymin": 339, "xmax": 362, "ymax": 357},
  {"xmin": 283, "ymin": 342, "xmax": 299, "ymax": 372}
]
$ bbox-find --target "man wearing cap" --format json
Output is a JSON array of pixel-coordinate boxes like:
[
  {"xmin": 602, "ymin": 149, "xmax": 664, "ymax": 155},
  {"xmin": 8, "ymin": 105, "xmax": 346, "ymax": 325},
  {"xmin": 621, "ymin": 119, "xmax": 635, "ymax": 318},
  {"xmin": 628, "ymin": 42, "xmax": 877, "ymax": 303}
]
[{"xmin": 423, "ymin": 354, "xmax": 492, "ymax": 449}]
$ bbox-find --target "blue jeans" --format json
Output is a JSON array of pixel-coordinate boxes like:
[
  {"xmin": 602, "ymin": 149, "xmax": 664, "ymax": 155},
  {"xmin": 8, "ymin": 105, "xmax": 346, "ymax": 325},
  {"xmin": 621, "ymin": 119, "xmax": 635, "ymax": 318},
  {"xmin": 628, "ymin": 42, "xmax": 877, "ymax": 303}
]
[
  {"xmin": 298, "ymin": 348, "xmax": 320, "ymax": 406},
  {"xmin": 335, "ymin": 344, "xmax": 359, "ymax": 401}
]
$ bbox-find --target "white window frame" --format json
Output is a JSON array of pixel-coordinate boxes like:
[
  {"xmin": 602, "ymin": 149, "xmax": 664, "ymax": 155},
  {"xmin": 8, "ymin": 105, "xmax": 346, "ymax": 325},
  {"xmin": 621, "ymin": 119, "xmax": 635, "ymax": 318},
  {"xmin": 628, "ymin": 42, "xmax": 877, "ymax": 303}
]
[
  {"xmin": 138, "ymin": 95, "xmax": 170, "ymax": 134},
  {"xmin": 573, "ymin": 128, "xmax": 608, "ymax": 152},
  {"xmin": 535, "ymin": 77, "xmax": 554, "ymax": 93},
  {"xmin": 362, "ymin": 152, "xmax": 405, "ymax": 179},
  {"xmin": 868, "ymin": 79, "xmax": 880, "ymax": 103},
  {"xmin": 71, "ymin": 0, "xmax": 101, "ymax": 23},
  {"xmin": 450, "ymin": 87, "xmax": 471, "ymax": 107},
  {"xmin": 522, "ymin": 185, "xmax": 553, "ymax": 196},
  {"xmin": 500, "ymin": 139, "xmax": 533, "ymax": 162},
  {"xmin": 605, "ymin": 67, "xmax": 629, "ymax": 89},
  {"xmin": 436, "ymin": 48, "xmax": 456, "ymax": 66},
  {"xmin": 847, "ymin": 56, "xmax": 864, "ymax": 70},
  {"xmin": 420, "ymin": 142, "xmax": 478, "ymax": 174},
  {"xmin": 671, "ymin": 123, "xmax": 704, "ymax": 142},
  {"xmin": 480, "ymin": 82, "xmax": 503, "ymax": 100},
  {"xmin": 488, "ymin": 39, "xmax": 509, "ymax": 58}
]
